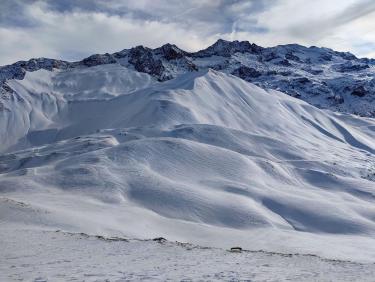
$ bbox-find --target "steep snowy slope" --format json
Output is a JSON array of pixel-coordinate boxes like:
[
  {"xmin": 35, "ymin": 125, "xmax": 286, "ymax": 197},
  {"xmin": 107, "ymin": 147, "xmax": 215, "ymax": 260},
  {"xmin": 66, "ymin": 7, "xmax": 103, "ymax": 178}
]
[
  {"xmin": 1, "ymin": 68, "xmax": 375, "ymax": 262},
  {"xmin": 0, "ymin": 65, "xmax": 155, "ymax": 152}
]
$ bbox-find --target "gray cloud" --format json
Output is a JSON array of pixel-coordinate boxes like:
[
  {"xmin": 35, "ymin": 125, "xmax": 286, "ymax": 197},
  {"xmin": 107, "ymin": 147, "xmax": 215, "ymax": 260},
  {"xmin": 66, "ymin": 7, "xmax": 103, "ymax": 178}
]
[
  {"xmin": 0, "ymin": 0, "xmax": 39, "ymax": 27},
  {"xmin": 290, "ymin": 0, "xmax": 375, "ymax": 38},
  {"xmin": 1, "ymin": 0, "xmax": 375, "ymax": 65},
  {"xmin": 331, "ymin": 0, "xmax": 375, "ymax": 26},
  {"xmin": 1, "ymin": 0, "xmax": 273, "ymax": 34},
  {"xmin": 65, "ymin": 0, "xmax": 274, "ymax": 36}
]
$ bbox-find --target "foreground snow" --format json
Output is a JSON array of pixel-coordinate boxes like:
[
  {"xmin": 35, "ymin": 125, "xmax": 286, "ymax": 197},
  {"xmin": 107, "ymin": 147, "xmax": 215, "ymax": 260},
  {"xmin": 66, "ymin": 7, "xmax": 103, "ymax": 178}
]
[{"xmin": 1, "ymin": 227, "xmax": 375, "ymax": 282}]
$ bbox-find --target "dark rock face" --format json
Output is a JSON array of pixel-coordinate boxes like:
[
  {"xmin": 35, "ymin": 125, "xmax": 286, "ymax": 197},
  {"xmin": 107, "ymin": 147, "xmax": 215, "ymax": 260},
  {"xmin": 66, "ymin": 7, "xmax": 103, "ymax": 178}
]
[
  {"xmin": 276, "ymin": 59, "xmax": 292, "ymax": 67},
  {"xmin": 334, "ymin": 62, "xmax": 369, "ymax": 73},
  {"xmin": 351, "ymin": 86, "xmax": 367, "ymax": 97},
  {"xmin": 327, "ymin": 94, "xmax": 344, "ymax": 104},
  {"xmin": 360, "ymin": 57, "xmax": 375, "ymax": 65},
  {"xmin": 333, "ymin": 95, "xmax": 344, "ymax": 104},
  {"xmin": 259, "ymin": 51, "xmax": 280, "ymax": 62},
  {"xmin": 276, "ymin": 70, "xmax": 293, "ymax": 76},
  {"xmin": 319, "ymin": 53, "xmax": 333, "ymax": 62},
  {"xmin": 14, "ymin": 58, "xmax": 69, "ymax": 72},
  {"xmin": 154, "ymin": 44, "xmax": 198, "ymax": 72},
  {"xmin": 0, "ymin": 65, "xmax": 26, "ymax": 83},
  {"xmin": 126, "ymin": 45, "xmax": 197, "ymax": 80},
  {"xmin": 303, "ymin": 67, "xmax": 323, "ymax": 75},
  {"xmin": 285, "ymin": 52, "xmax": 301, "ymax": 62},
  {"xmin": 231, "ymin": 66, "xmax": 261, "ymax": 80},
  {"xmin": 154, "ymin": 44, "xmax": 187, "ymax": 60},
  {"xmin": 335, "ymin": 51, "xmax": 357, "ymax": 61},
  {"xmin": 0, "ymin": 58, "xmax": 70, "ymax": 84},
  {"xmin": 128, "ymin": 46, "xmax": 166, "ymax": 80},
  {"xmin": 80, "ymin": 53, "xmax": 116, "ymax": 67},
  {"xmin": 1, "ymin": 83, "xmax": 14, "ymax": 94},
  {"xmin": 292, "ymin": 77, "xmax": 310, "ymax": 85},
  {"xmin": 193, "ymin": 39, "xmax": 263, "ymax": 58}
]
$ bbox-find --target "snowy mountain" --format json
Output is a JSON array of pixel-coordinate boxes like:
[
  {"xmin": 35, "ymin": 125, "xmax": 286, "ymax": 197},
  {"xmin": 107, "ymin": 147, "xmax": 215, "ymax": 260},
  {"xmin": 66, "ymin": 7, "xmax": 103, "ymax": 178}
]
[
  {"xmin": 1, "ymin": 65, "xmax": 375, "ymax": 259},
  {"xmin": 1, "ymin": 41, "xmax": 375, "ymax": 280},
  {"xmin": 2, "ymin": 39, "xmax": 375, "ymax": 117}
]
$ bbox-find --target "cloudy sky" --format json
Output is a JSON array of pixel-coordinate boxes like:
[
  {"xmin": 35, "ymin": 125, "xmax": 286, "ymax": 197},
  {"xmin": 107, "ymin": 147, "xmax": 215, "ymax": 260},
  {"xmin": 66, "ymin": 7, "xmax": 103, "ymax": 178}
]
[{"xmin": 1, "ymin": 0, "xmax": 375, "ymax": 65}]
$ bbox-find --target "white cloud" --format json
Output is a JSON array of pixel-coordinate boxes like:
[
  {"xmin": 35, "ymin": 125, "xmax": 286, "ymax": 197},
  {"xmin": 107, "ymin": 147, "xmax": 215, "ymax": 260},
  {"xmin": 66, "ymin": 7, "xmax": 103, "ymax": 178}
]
[{"xmin": 0, "ymin": 2, "xmax": 219, "ymax": 64}]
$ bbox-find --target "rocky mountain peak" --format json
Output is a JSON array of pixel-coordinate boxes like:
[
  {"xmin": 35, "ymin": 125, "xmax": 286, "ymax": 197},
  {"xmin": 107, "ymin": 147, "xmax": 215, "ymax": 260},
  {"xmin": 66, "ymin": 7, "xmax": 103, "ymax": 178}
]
[
  {"xmin": 194, "ymin": 39, "xmax": 263, "ymax": 57},
  {"xmin": 1, "ymin": 39, "xmax": 375, "ymax": 116},
  {"xmin": 154, "ymin": 43, "xmax": 187, "ymax": 60}
]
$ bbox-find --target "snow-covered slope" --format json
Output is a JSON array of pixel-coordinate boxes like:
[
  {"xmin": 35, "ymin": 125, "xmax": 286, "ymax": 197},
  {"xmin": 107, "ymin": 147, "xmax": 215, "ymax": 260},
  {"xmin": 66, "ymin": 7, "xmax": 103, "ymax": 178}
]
[
  {"xmin": 0, "ymin": 65, "xmax": 155, "ymax": 151},
  {"xmin": 1, "ymin": 68, "xmax": 375, "ymax": 263}
]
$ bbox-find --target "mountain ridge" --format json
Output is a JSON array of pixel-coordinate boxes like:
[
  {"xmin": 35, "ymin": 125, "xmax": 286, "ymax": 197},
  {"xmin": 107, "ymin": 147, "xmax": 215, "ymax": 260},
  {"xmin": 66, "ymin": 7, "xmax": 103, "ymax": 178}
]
[{"xmin": 1, "ymin": 39, "xmax": 375, "ymax": 117}]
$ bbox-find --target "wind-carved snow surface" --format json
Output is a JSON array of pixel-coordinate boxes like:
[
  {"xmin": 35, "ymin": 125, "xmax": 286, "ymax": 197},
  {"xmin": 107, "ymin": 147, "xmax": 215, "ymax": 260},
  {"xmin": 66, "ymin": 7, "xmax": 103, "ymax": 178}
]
[{"xmin": 1, "ymin": 66, "xmax": 375, "ymax": 278}]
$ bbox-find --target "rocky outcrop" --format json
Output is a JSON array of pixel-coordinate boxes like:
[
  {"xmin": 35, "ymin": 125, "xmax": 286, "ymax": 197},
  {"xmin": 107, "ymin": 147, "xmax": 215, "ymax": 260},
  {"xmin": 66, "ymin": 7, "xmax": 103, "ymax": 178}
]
[
  {"xmin": 231, "ymin": 66, "xmax": 261, "ymax": 80},
  {"xmin": 79, "ymin": 53, "xmax": 116, "ymax": 67},
  {"xmin": 351, "ymin": 85, "xmax": 367, "ymax": 97},
  {"xmin": 193, "ymin": 39, "xmax": 263, "ymax": 58}
]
